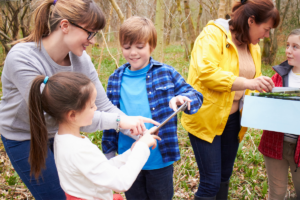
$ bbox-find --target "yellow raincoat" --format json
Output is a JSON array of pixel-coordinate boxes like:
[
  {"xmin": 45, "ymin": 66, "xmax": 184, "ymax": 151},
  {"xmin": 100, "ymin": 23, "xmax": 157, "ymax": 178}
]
[{"xmin": 181, "ymin": 19, "xmax": 262, "ymax": 143}]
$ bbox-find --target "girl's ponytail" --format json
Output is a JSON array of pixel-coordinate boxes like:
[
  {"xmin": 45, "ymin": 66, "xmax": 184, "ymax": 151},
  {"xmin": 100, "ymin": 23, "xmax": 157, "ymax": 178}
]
[
  {"xmin": 27, "ymin": 72, "xmax": 93, "ymax": 178},
  {"xmin": 28, "ymin": 75, "xmax": 48, "ymax": 179}
]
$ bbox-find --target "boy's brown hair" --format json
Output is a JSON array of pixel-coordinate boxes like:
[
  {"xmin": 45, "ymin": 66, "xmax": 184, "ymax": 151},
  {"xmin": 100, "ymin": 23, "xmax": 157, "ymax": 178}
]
[{"xmin": 119, "ymin": 16, "xmax": 157, "ymax": 51}]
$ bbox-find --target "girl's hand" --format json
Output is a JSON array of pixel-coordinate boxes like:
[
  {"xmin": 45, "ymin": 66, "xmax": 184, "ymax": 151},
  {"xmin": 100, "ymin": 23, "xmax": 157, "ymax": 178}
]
[
  {"xmin": 119, "ymin": 116, "xmax": 160, "ymax": 135},
  {"xmin": 138, "ymin": 127, "xmax": 161, "ymax": 150},
  {"xmin": 244, "ymin": 76, "xmax": 275, "ymax": 92},
  {"xmin": 169, "ymin": 95, "xmax": 192, "ymax": 112},
  {"xmin": 131, "ymin": 141, "xmax": 137, "ymax": 150}
]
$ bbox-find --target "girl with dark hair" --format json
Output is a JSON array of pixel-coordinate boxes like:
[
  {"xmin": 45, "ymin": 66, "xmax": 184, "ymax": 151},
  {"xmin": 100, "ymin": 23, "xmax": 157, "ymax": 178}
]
[
  {"xmin": 181, "ymin": 0, "xmax": 280, "ymax": 199},
  {"xmin": 258, "ymin": 29, "xmax": 300, "ymax": 199},
  {"xmin": 0, "ymin": 0, "xmax": 158, "ymax": 199},
  {"xmin": 28, "ymin": 72, "xmax": 160, "ymax": 200}
]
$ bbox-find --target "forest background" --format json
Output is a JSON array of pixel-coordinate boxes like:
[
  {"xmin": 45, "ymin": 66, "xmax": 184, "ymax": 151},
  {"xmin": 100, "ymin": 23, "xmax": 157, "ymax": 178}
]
[{"xmin": 0, "ymin": 0, "xmax": 299, "ymax": 199}]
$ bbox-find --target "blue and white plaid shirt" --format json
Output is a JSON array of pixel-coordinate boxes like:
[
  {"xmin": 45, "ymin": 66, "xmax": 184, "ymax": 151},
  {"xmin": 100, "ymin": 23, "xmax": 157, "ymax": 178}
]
[{"xmin": 102, "ymin": 57, "xmax": 203, "ymax": 162}]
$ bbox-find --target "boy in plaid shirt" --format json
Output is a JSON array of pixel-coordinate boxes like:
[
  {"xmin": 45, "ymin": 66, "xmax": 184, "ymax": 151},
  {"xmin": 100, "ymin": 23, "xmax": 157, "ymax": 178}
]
[{"xmin": 102, "ymin": 16, "xmax": 203, "ymax": 200}]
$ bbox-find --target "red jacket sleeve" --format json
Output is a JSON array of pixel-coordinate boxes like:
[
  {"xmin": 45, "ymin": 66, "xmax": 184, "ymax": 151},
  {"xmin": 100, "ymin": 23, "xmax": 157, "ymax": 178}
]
[{"xmin": 271, "ymin": 73, "xmax": 283, "ymax": 87}]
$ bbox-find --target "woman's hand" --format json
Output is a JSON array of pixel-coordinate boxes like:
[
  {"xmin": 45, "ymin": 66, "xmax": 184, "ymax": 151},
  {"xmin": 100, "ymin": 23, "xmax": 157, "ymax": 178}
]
[
  {"xmin": 169, "ymin": 95, "xmax": 192, "ymax": 112},
  {"xmin": 244, "ymin": 76, "xmax": 275, "ymax": 92},
  {"xmin": 137, "ymin": 127, "xmax": 161, "ymax": 150},
  {"xmin": 119, "ymin": 116, "xmax": 160, "ymax": 135}
]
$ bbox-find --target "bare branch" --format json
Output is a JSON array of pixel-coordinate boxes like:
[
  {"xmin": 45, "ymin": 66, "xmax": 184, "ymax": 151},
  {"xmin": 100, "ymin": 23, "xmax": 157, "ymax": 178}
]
[
  {"xmin": 100, "ymin": 30, "xmax": 119, "ymax": 68},
  {"xmin": 0, "ymin": 29, "xmax": 12, "ymax": 41},
  {"xmin": 108, "ymin": 0, "xmax": 125, "ymax": 23}
]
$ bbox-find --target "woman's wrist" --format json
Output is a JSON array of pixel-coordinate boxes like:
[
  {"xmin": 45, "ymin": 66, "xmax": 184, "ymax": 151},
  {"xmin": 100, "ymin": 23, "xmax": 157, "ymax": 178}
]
[
  {"xmin": 116, "ymin": 115, "xmax": 120, "ymax": 133},
  {"xmin": 232, "ymin": 77, "xmax": 248, "ymax": 91}
]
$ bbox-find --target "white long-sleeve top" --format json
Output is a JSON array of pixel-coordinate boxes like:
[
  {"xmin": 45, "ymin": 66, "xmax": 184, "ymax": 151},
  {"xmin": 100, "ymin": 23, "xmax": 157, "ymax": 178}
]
[{"xmin": 54, "ymin": 133, "xmax": 150, "ymax": 200}]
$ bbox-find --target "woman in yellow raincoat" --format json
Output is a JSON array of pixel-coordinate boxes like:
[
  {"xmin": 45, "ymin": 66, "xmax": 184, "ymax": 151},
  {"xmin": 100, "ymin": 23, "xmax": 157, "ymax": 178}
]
[{"xmin": 181, "ymin": 0, "xmax": 280, "ymax": 199}]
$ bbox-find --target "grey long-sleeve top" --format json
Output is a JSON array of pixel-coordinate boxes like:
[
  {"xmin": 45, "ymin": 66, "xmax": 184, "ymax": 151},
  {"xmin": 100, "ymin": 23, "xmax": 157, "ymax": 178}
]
[{"xmin": 0, "ymin": 42, "xmax": 124, "ymax": 141}]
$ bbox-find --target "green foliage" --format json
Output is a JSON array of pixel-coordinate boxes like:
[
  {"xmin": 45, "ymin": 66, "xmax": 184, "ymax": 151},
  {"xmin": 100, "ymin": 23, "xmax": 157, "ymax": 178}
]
[
  {"xmin": 261, "ymin": 46, "xmax": 286, "ymax": 78},
  {"xmin": 261, "ymin": 63, "xmax": 275, "ymax": 77},
  {"xmin": 165, "ymin": 45, "xmax": 185, "ymax": 53},
  {"xmin": 5, "ymin": 172, "xmax": 19, "ymax": 186},
  {"xmin": 85, "ymin": 130, "xmax": 103, "ymax": 150}
]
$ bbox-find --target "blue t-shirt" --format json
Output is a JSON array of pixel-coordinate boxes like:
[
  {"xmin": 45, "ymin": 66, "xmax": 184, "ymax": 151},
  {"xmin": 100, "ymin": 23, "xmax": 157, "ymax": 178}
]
[{"xmin": 118, "ymin": 64, "xmax": 174, "ymax": 170}]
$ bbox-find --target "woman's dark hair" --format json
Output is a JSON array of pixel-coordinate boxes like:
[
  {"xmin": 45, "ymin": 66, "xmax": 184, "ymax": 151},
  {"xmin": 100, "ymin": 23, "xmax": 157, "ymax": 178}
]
[
  {"xmin": 13, "ymin": 0, "xmax": 106, "ymax": 47},
  {"xmin": 28, "ymin": 72, "xmax": 93, "ymax": 178},
  {"xmin": 229, "ymin": 0, "xmax": 280, "ymax": 44}
]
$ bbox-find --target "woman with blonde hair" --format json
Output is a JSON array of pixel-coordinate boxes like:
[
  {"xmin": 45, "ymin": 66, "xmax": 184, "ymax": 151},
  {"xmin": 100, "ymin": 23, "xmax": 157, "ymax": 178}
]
[{"xmin": 0, "ymin": 0, "xmax": 158, "ymax": 199}]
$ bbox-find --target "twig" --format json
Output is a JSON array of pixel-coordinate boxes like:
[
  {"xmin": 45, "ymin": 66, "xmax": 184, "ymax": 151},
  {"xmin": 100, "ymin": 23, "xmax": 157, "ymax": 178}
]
[
  {"xmin": 248, "ymin": 131, "xmax": 257, "ymax": 153},
  {"xmin": 246, "ymin": 187, "xmax": 251, "ymax": 195},
  {"xmin": 0, "ymin": 30, "xmax": 12, "ymax": 41},
  {"xmin": 207, "ymin": 0, "xmax": 218, "ymax": 18},
  {"xmin": 0, "ymin": 184, "xmax": 27, "ymax": 192},
  {"xmin": 11, "ymin": 177, "xmax": 23, "ymax": 197},
  {"xmin": 161, "ymin": 0, "xmax": 190, "ymax": 30},
  {"xmin": 174, "ymin": 174, "xmax": 187, "ymax": 189},
  {"xmin": 100, "ymin": 30, "xmax": 119, "ymax": 69}
]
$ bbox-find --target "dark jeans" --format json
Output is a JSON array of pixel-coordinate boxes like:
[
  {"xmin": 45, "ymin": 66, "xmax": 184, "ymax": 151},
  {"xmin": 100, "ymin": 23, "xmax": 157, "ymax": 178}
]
[
  {"xmin": 189, "ymin": 111, "xmax": 240, "ymax": 197},
  {"xmin": 125, "ymin": 164, "xmax": 174, "ymax": 200},
  {"xmin": 1, "ymin": 135, "xmax": 66, "ymax": 200}
]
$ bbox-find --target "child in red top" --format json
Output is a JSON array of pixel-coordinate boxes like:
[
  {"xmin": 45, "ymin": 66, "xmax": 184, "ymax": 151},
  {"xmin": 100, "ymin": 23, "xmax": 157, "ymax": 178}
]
[{"xmin": 258, "ymin": 29, "xmax": 300, "ymax": 199}]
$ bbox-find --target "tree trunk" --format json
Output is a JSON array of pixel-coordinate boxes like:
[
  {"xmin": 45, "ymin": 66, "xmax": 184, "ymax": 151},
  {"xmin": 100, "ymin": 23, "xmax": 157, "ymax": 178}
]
[
  {"xmin": 218, "ymin": 0, "xmax": 226, "ymax": 19},
  {"xmin": 116, "ymin": 21, "xmax": 122, "ymax": 68},
  {"xmin": 196, "ymin": 0, "xmax": 203, "ymax": 35},
  {"xmin": 269, "ymin": 28, "xmax": 278, "ymax": 65},
  {"xmin": 297, "ymin": 0, "xmax": 300, "ymax": 25},
  {"xmin": 0, "ymin": 1, "xmax": 31, "ymax": 54},
  {"xmin": 0, "ymin": 40, "xmax": 11, "ymax": 54},
  {"xmin": 176, "ymin": 0, "xmax": 190, "ymax": 60},
  {"xmin": 184, "ymin": 0, "xmax": 196, "ymax": 52},
  {"xmin": 108, "ymin": 0, "xmax": 125, "ymax": 67},
  {"xmin": 278, "ymin": 0, "xmax": 291, "ymax": 31},
  {"xmin": 165, "ymin": 1, "xmax": 176, "ymax": 46},
  {"xmin": 7, "ymin": 2, "xmax": 20, "ymax": 41},
  {"xmin": 262, "ymin": 37, "xmax": 271, "ymax": 64},
  {"xmin": 153, "ymin": 0, "xmax": 164, "ymax": 62},
  {"xmin": 151, "ymin": 0, "xmax": 157, "ymax": 23},
  {"xmin": 20, "ymin": 4, "xmax": 30, "ymax": 38},
  {"xmin": 126, "ymin": 1, "xmax": 132, "ymax": 18},
  {"xmin": 131, "ymin": 0, "xmax": 136, "ymax": 16},
  {"xmin": 263, "ymin": 0, "xmax": 291, "ymax": 65},
  {"xmin": 205, "ymin": 0, "xmax": 218, "ymax": 19}
]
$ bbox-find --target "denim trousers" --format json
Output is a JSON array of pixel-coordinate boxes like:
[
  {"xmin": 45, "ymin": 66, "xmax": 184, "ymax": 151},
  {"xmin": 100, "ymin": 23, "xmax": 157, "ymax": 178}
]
[
  {"xmin": 189, "ymin": 111, "xmax": 240, "ymax": 197},
  {"xmin": 125, "ymin": 164, "xmax": 174, "ymax": 200},
  {"xmin": 1, "ymin": 135, "xmax": 66, "ymax": 200}
]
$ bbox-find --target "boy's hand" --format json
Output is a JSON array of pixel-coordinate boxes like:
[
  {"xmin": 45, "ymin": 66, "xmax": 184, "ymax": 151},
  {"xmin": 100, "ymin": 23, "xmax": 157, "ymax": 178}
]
[
  {"xmin": 119, "ymin": 116, "xmax": 160, "ymax": 135},
  {"xmin": 169, "ymin": 95, "xmax": 192, "ymax": 112}
]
